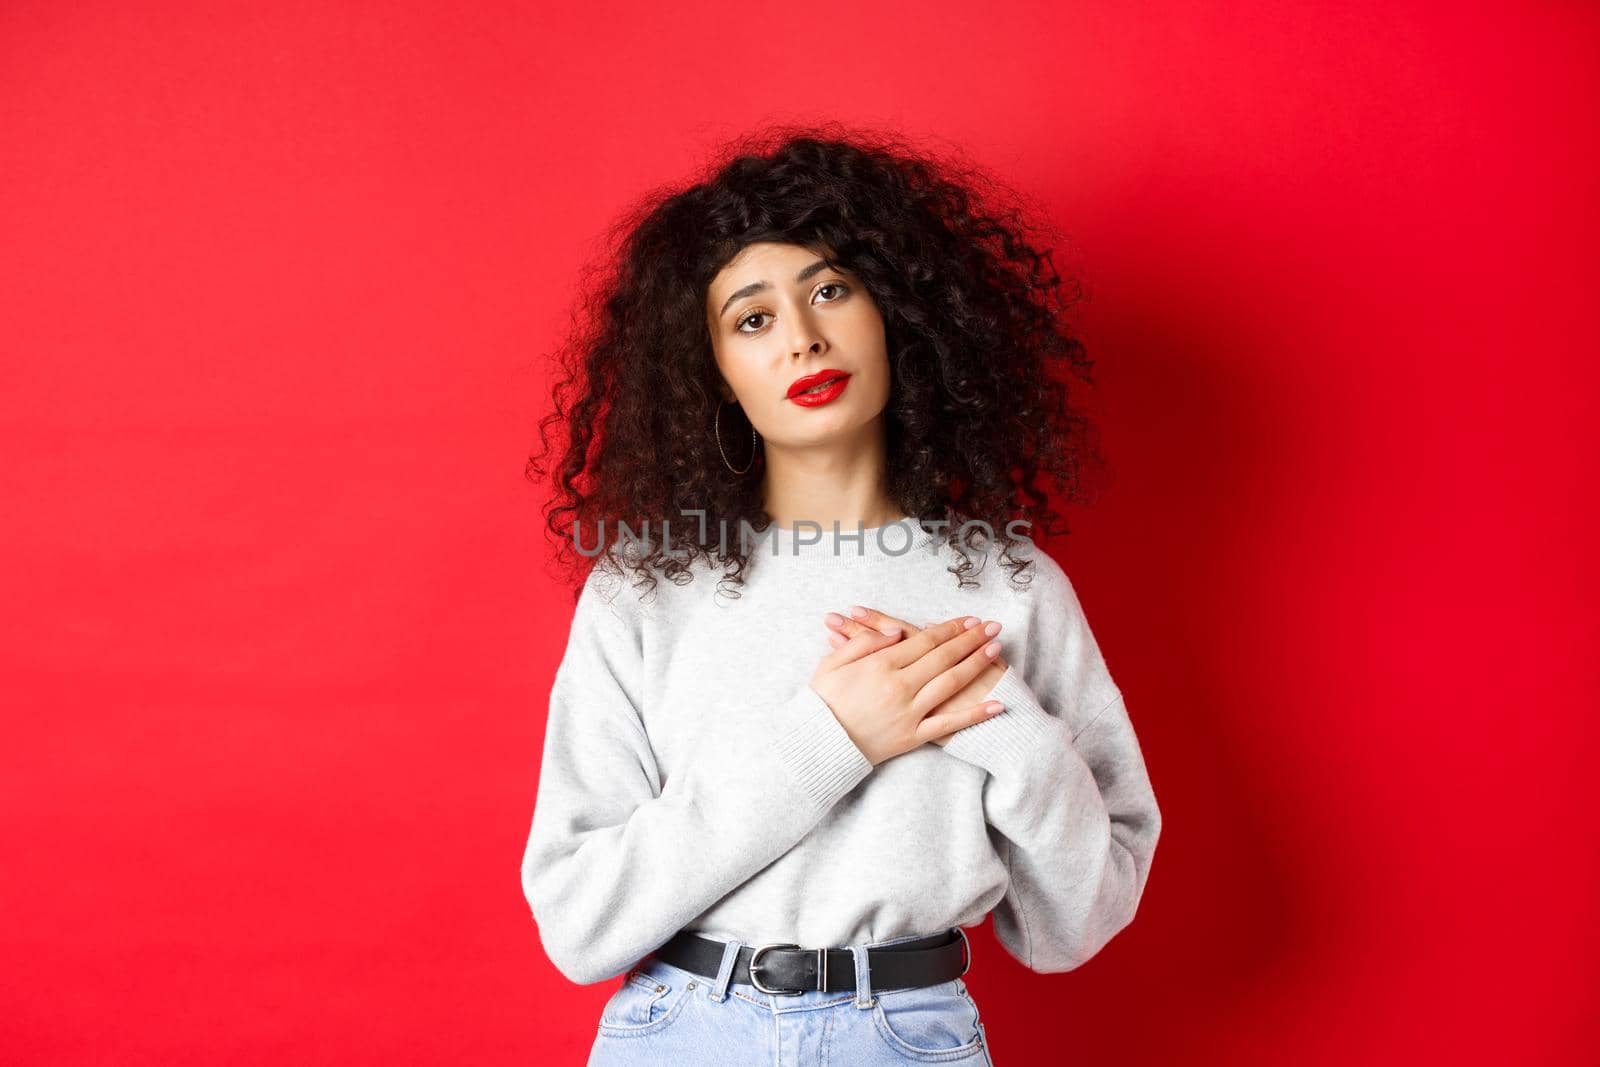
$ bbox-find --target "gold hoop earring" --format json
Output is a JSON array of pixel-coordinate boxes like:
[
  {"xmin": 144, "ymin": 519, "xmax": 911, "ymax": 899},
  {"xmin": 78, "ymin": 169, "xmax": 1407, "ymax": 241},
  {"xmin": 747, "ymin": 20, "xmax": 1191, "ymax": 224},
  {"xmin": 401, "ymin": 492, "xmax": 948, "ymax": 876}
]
[{"xmin": 715, "ymin": 399, "xmax": 757, "ymax": 475}]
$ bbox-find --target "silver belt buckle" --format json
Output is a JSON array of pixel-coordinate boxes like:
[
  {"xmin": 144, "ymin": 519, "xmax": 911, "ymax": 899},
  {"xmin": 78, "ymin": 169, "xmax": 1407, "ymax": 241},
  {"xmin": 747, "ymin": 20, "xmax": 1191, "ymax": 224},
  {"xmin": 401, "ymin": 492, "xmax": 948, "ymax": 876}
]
[{"xmin": 749, "ymin": 942, "xmax": 827, "ymax": 995}]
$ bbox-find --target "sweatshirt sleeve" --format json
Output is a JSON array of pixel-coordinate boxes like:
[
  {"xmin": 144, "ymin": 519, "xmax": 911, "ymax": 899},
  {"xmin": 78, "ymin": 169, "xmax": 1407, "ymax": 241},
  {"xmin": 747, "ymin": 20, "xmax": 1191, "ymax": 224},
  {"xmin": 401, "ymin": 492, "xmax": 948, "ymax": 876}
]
[
  {"xmin": 520, "ymin": 565, "xmax": 875, "ymax": 986},
  {"xmin": 939, "ymin": 554, "xmax": 1162, "ymax": 972}
]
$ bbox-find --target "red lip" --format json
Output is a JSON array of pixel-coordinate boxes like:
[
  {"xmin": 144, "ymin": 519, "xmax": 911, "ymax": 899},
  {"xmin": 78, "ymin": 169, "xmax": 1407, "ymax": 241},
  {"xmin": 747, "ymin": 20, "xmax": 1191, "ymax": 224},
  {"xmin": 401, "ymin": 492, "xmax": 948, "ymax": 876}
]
[{"xmin": 786, "ymin": 370, "xmax": 850, "ymax": 399}]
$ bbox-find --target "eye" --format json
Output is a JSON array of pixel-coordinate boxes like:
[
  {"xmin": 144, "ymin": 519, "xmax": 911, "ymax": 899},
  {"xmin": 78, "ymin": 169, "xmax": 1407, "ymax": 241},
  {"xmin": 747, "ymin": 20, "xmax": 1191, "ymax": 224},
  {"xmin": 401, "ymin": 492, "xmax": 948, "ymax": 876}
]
[
  {"xmin": 735, "ymin": 310, "xmax": 770, "ymax": 333},
  {"xmin": 733, "ymin": 282, "xmax": 849, "ymax": 334}
]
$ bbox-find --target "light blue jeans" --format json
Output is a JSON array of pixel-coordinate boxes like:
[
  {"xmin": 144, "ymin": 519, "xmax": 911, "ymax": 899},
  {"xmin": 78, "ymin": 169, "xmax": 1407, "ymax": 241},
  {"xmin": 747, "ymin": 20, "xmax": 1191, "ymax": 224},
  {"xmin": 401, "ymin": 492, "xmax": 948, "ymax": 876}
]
[{"xmin": 586, "ymin": 931, "xmax": 994, "ymax": 1065}]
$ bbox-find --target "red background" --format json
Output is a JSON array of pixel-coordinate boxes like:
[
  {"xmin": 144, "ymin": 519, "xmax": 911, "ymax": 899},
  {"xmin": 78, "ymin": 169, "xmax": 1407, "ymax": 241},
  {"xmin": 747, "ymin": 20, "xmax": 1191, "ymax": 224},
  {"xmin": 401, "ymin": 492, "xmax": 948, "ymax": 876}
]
[{"xmin": 3, "ymin": 2, "xmax": 1594, "ymax": 1064}]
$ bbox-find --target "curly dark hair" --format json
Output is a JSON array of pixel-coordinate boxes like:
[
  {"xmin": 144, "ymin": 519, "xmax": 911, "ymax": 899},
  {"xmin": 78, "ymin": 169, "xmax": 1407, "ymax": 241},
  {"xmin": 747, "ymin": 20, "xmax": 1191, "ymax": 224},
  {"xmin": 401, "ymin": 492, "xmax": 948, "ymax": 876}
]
[{"xmin": 526, "ymin": 121, "xmax": 1110, "ymax": 603}]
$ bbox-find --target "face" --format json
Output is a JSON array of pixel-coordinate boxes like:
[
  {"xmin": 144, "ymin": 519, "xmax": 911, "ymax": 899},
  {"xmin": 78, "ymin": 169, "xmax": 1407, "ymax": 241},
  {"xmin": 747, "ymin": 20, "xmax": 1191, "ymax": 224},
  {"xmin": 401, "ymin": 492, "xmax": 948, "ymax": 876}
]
[{"xmin": 704, "ymin": 241, "xmax": 891, "ymax": 448}]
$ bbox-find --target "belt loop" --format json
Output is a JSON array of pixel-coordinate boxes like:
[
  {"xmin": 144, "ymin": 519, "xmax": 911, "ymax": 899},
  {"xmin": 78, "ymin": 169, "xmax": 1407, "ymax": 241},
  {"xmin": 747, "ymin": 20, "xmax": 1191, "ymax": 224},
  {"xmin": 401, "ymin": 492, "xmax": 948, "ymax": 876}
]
[
  {"xmin": 709, "ymin": 937, "xmax": 742, "ymax": 1001},
  {"xmin": 849, "ymin": 942, "xmax": 874, "ymax": 1009}
]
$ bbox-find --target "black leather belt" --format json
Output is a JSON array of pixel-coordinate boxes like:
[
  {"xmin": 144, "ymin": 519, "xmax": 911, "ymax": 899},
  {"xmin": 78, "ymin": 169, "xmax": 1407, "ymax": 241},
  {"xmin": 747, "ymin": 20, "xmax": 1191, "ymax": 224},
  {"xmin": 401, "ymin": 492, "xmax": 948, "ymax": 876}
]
[{"xmin": 651, "ymin": 927, "xmax": 970, "ymax": 995}]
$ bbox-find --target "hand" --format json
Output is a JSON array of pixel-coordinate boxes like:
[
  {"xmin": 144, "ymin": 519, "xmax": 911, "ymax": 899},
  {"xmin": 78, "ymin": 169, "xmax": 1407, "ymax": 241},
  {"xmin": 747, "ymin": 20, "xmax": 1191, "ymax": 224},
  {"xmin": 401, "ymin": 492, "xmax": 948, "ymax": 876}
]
[
  {"xmin": 824, "ymin": 606, "xmax": 1009, "ymax": 747},
  {"xmin": 808, "ymin": 614, "xmax": 1011, "ymax": 766}
]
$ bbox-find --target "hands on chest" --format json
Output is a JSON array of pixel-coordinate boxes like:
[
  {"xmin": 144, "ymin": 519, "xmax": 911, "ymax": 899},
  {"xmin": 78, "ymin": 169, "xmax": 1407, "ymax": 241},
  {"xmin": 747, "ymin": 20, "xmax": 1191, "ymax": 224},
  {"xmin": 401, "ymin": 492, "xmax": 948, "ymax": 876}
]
[{"xmin": 806, "ymin": 606, "xmax": 1011, "ymax": 765}]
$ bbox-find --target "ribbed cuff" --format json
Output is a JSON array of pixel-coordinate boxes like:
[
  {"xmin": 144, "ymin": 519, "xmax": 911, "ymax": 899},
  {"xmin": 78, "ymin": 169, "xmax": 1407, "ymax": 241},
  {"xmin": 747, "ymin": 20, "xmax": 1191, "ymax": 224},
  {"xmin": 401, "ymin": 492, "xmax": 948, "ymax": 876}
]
[
  {"xmin": 773, "ymin": 684, "xmax": 875, "ymax": 810},
  {"xmin": 941, "ymin": 664, "xmax": 1062, "ymax": 775}
]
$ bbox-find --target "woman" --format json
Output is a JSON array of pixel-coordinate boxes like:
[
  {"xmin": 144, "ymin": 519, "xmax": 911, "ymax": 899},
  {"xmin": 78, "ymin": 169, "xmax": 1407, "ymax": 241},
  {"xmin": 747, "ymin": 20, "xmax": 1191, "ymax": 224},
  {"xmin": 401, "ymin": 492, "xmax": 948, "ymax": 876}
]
[{"xmin": 521, "ymin": 126, "xmax": 1162, "ymax": 1065}]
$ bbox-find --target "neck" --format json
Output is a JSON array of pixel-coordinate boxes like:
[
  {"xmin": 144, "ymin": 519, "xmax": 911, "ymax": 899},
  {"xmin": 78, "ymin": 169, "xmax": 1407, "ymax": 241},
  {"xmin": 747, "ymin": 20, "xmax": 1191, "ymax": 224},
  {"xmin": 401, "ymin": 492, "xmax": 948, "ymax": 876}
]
[{"xmin": 758, "ymin": 418, "xmax": 904, "ymax": 532}]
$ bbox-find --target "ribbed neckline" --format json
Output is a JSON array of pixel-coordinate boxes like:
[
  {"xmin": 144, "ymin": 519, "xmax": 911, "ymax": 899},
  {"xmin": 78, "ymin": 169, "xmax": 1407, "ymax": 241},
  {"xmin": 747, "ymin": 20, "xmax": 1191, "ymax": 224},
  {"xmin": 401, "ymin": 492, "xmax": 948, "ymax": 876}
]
[{"xmin": 746, "ymin": 517, "xmax": 943, "ymax": 565}]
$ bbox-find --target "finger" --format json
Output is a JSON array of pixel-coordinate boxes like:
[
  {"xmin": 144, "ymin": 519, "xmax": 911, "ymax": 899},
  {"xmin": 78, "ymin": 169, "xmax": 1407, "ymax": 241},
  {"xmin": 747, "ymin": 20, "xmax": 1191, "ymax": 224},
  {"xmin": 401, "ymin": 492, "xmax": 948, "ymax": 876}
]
[
  {"xmin": 843, "ymin": 605, "xmax": 913, "ymax": 638},
  {"xmin": 824, "ymin": 618, "xmax": 874, "ymax": 648},
  {"xmin": 823, "ymin": 612, "xmax": 868, "ymax": 635},
  {"xmin": 827, "ymin": 619, "xmax": 916, "ymax": 660},
  {"xmin": 876, "ymin": 614, "xmax": 978, "ymax": 672},
  {"xmin": 913, "ymin": 629, "xmax": 1006, "ymax": 708},
  {"xmin": 902, "ymin": 623, "xmax": 998, "ymax": 699},
  {"xmin": 824, "ymin": 613, "xmax": 920, "ymax": 645},
  {"xmin": 819, "ymin": 623, "xmax": 902, "ymax": 668},
  {"xmin": 825, "ymin": 614, "xmax": 902, "ymax": 646},
  {"xmin": 881, "ymin": 614, "xmax": 988, "ymax": 673},
  {"xmin": 917, "ymin": 699, "xmax": 1007, "ymax": 745}
]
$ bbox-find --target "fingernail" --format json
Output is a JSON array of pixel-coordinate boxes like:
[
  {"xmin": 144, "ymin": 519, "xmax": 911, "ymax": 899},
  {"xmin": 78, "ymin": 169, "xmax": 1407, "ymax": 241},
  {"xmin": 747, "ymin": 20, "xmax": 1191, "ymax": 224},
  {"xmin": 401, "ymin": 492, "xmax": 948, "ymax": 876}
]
[
  {"xmin": 824, "ymin": 612, "xmax": 845, "ymax": 626},
  {"xmin": 850, "ymin": 606, "xmax": 868, "ymax": 619},
  {"xmin": 984, "ymin": 621, "xmax": 1001, "ymax": 637},
  {"xmin": 984, "ymin": 641, "xmax": 1001, "ymax": 657},
  {"xmin": 881, "ymin": 624, "xmax": 902, "ymax": 636},
  {"xmin": 986, "ymin": 703, "xmax": 1006, "ymax": 715},
  {"xmin": 962, "ymin": 616, "xmax": 980, "ymax": 629}
]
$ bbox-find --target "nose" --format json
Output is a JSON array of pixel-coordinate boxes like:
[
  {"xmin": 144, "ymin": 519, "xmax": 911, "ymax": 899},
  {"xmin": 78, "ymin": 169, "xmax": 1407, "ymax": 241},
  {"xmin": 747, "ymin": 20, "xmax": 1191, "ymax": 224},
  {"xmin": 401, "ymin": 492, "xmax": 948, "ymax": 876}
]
[
  {"xmin": 789, "ymin": 307, "xmax": 826, "ymax": 358},
  {"xmin": 790, "ymin": 334, "xmax": 825, "ymax": 359}
]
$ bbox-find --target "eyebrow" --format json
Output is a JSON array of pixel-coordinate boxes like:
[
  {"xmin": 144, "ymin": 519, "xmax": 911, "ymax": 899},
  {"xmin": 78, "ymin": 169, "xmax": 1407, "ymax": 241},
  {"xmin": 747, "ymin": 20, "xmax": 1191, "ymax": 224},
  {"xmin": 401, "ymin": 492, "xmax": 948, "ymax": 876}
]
[{"xmin": 716, "ymin": 258, "xmax": 838, "ymax": 319}]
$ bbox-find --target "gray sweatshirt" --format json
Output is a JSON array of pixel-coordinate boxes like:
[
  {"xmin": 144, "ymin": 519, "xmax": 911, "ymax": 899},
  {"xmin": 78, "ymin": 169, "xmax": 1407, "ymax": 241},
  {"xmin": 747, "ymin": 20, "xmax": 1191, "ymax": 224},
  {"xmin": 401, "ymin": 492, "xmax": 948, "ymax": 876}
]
[{"xmin": 520, "ymin": 519, "xmax": 1162, "ymax": 986}]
